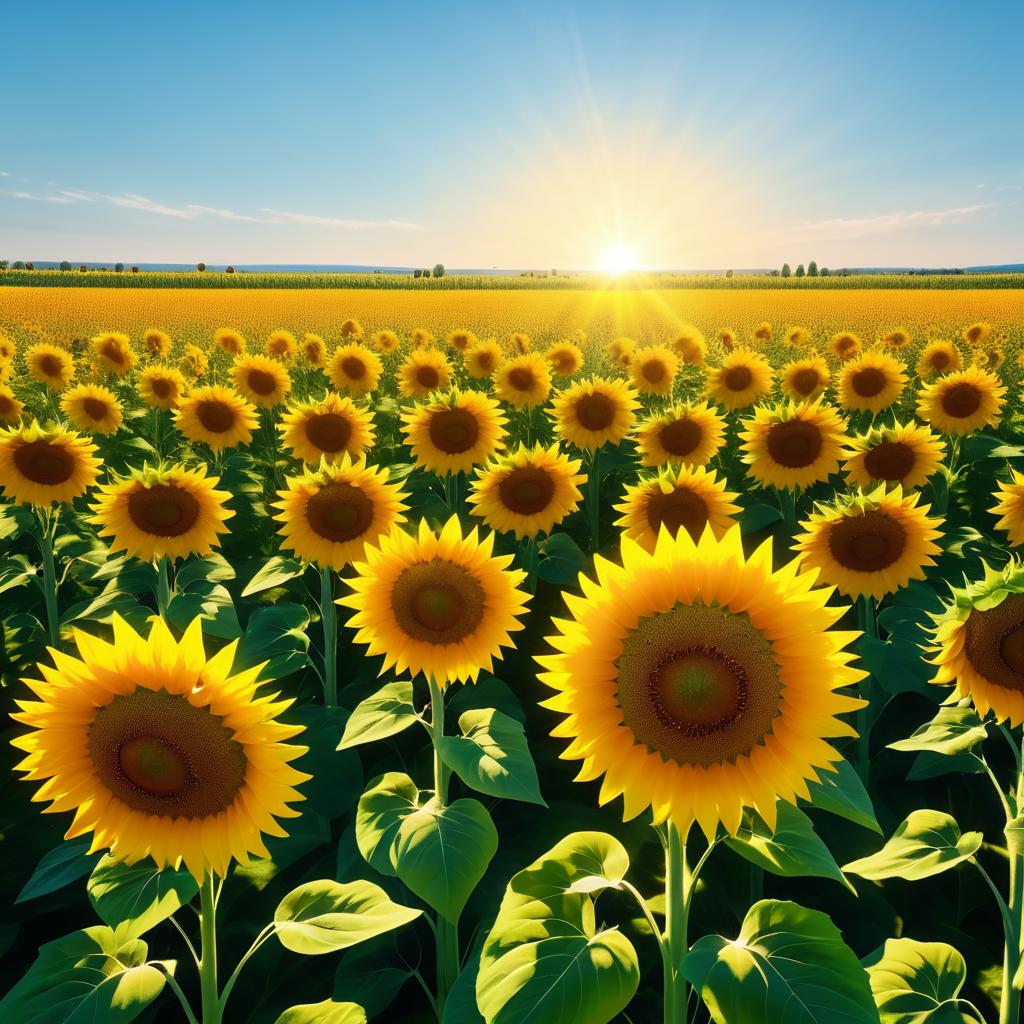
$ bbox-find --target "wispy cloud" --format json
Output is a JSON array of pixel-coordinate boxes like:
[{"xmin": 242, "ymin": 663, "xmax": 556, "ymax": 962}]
[
  {"xmin": 0, "ymin": 171, "xmax": 9, "ymax": 178},
  {"xmin": 259, "ymin": 208, "xmax": 423, "ymax": 231},
  {"xmin": 799, "ymin": 204, "xmax": 994, "ymax": 239}
]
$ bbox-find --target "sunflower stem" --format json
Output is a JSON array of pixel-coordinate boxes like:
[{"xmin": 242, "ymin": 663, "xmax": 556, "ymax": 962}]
[
  {"xmin": 321, "ymin": 567, "xmax": 338, "ymax": 707},
  {"xmin": 198, "ymin": 873, "xmax": 222, "ymax": 1024},
  {"xmin": 522, "ymin": 534, "xmax": 539, "ymax": 595},
  {"xmin": 663, "ymin": 819, "xmax": 691, "ymax": 1024},
  {"xmin": 156, "ymin": 556, "xmax": 172, "ymax": 619},
  {"xmin": 1001, "ymin": 735, "xmax": 1024, "ymax": 1024},
  {"xmin": 586, "ymin": 448, "xmax": 602, "ymax": 551},
  {"xmin": 36, "ymin": 507, "xmax": 60, "ymax": 648},
  {"xmin": 855, "ymin": 595, "xmax": 877, "ymax": 781}
]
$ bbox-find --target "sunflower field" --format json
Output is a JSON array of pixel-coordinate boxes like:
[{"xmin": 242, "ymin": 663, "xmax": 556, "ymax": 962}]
[{"xmin": 2, "ymin": 297, "xmax": 1024, "ymax": 1024}]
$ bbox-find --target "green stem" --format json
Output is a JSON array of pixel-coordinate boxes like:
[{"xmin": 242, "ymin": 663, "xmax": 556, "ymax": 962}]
[
  {"xmin": 586, "ymin": 447, "xmax": 602, "ymax": 552},
  {"xmin": 36, "ymin": 508, "xmax": 60, "ymax": 648},
  {"xmin": 663, "ymin": 820, "xmax": 691, "ymax": 1024},
  {"xmin": 156, "ymin": 556, "xmax": 172, "ymax": 619},
  {"xmin": 1001, "ymin": 738, "xmax": 1024, "ymax": 1024},
  {"xmin": 855, "ymin": 595, "xmax": 877, "ymax": 781},
  {"xmin": 198, "ymin": 874, "xmax": 221, "ymax": 1024},
  {"xmin": 522, "ymin": 534, "xmax": 539, "ymax": 595},
  {"xmin": 321, "ymin": 567, "xmax": 338, "ymax": 707}
]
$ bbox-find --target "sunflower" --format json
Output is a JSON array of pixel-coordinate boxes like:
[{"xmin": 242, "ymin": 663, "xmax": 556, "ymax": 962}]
[
  {"xmin": 182, "ymin": 344, "xmax": 209, "ymax": 379},
  {"xmin": 279, "ymin": 393, "xmax": 375, "ymax": 465},
  {"xmin": 510, "ymin": 332, "xmax": 531, "ymax": 355},
  {"xmin": 781, "ymin": 355, "xmax": 830, "ymax": 401},
  {"xmin": 705, "ymin": 350, "xmax": 774, "ymax": 411},
  {"xmin": 830, "ymin": 332, "xmax": 862, "ymax": 361},
  {"xmin": 92, "ymin": 333, "xmax": 137, "ymax": 376},
  {"xmin": 843, "ymin": 421, "xmax": 945, "ymax": 491},
  {"xmin": 882, "ymin": 328, "xmax": 911, "ymax": 351},
  {"xmin": 91, "ymin": 464, "xmax": 234, "ymax": 562},
  {"xmin": 371, "ymin": 329, "xmax": 400, "ymax": 354},
  {"xmin": 545, "ymin": 341, "xmax": 584, "ymax": 379},
  {"xmin": 0, "ymin": 383, "xmax": 24, "ymax": 425},
  {"xmin": 630, "ymin": 346, "xmax": 680, "ymax": 396},
  {"xmin": 916, "ymin": 339, "xmax": 962, "ymax": 378},
  {"xmin": 410, "ymin": 327, "xmax": 435, "ymax": 349},
  {"xmin": 265, "ymin": 330, "xmax": 298, "ymax": 360},
  {"xmin": 794, "ymin": 486, "xmax": 942, "ymax": 600},
  {"xmin": 328, "ymin": 343, "xmax": 385, "ymax": 396},
  {"xmin": 138, "ymin": 365, "xmax": 186, "ymax": 410},
  {"xmin": 538, "ymin": 525, "xmax": 865, "ymax": 836},
  {"xmin": 340, "ymin": 318, "xmax": 364, "ymax": 340},
  {"xmin": 916, "ymin": 366, "xmax": 1005, "ymax": 436},
  {"xmin": 962, "ymin": 322, "xmax": 992, "ymax": 347},
  {"xmin": 0, "ymin": 356, "xmax": 12, "ymax": 383},
  {"xmin": 606, "ymin": 337, "xmax": 636, "ymax": 364},
  {"xmin": 60, "ymin": 384, "xmax": 124, "ymax": 435},
  {"xmin": 785, "ymin": 326, "xmax": 810, "ymax": 348},
  {"xmin": 301, "ymin": 333, "xmax": 326, "ymax": 366},
  {"xmin": 717, "ymin": 328, "xmax": 737, "ymax": 352},
  {"xmin": 143, "ymin": 329, "xmax": 172, "ymax": 358},
  {"xmin": 11, "ymin": 615, "xmax": 309, "ymax": 878},
  {"xmin": 0, "ymin": 337, "xmax": 15, "ymax": 361},
  {"xmin": 0, "ymin": 422, "xmax": 101, "ymax": 506},
  {"xmin": 465, "ymin": 339, "xmax": 504, "ymax": 379},
  {"xmin": 837, "ymin": 351, "xmax": 907, "ymax": 414},
  {"xmin": 230, "ymin": 355, "xmax": 292, "ymax": 409},
  {"xmin": 672, "ymin": 326, "xmax": 706, "ymax": 365},
  {"xmin": 174, "ymin": 386, "xmax": 257, "ymax": 452},
  {"xmin": 469, "ymin": 443, "xmax": 585, "ymax": 539},
  {"xmin": 214, "ymin": 327, "xmax": 247, "ymax": 355},
  {"xmin": 492, "ymin": 353, "xmax": 552, "ymax": 408},
  {"xmin": 928, "ymin": 561, "xmax": 1024, "ymax": 724},
  {"xmin": 398, "ymin": 349, "xmax": 452, "ymax": 398},
  {"xmin": 339, "ymin": 516, "xmax": 529, "ymax": 685},
  {"xmin": 26, "ymin": 342, "xmax": 75, "ymax": 392},
  {"xmin": 615, "ymin": 464, "xmax": 740, "ymax": 551},
  {"xmin": 551, "ymin": 376, "xmax": 639, "ymax": 451},
  {"xmin": 992, "ymin": 473, "xmax": 1024, "ymax": 547},
  {"xmin": 401, "ymin": 390, "xmax": 507, "ymax": 475},
  {"xmin": 634, "ymin": 401, "xmax": 726, "ymax": 468},
  {"xmin": 447, "ymin": 329, "xmax": 477, "ymax": 353},
  {"xmin": 750, "ymin": 322, "xmax": 773, "ymax": 345}
]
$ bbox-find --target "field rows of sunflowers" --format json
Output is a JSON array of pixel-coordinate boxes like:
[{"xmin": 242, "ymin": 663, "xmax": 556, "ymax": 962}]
[{"xmin": 2, "ymin": 294, "xmax": 1024, "ymax": 1024}]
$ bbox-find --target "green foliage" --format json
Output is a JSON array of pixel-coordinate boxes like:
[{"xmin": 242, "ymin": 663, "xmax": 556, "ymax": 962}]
[
  {"xmin": 275, "ymin": 1000, "xmax": 367, "ymax": 1024},
  {"xmin": 339, "ymin": 681, "xmax": 419, "ymax": 749},
  {"xmin": 87, "ymin": 855, "xmax": 199, "ymax": 939}
]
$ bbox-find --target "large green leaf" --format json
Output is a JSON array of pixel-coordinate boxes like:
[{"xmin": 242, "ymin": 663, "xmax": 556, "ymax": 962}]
[
  {"xmin": 0, "ymin": 926, "xmax": 168, "ymax": 1023},
  {"xmin": 16, "ymin": 838, "xmax": 102, "ymax": 903},
  {"xmin": 174, "ymin": 552, "xmax": 235, "ymax": 588},
  {"xmin": 804, "ymin": 759, "xmax": 881, "ymax": 833},
  {"xmin": 536, "ymin": 532, "xmax": 586, "ymax": 585},
  {"xmin": 275, "ymin": 1001, "xmax": 366, "ymax": 1024},
  {"xmin": 438, "ymin": 708, "xmax": 545, "ymax": 805},
  {"xmin": 844, "ymin": 811, "xmax": 983, "ymax": 882},
  {"xmin": 87, "ymin": 855, "xmax": 199, "ymax": 939},
  {"xmin": 726, "ymin": 802, "xmax": 854, "ymax": 891},
  {"xmin": 166, "ymin": 581, "xmax": 240, "ymax": 639},
  {"xmin": 355, "ymin": 772, "xmax": 420, "ymax": 876},
  {"xmin": 391, "ymin": 798, "xmax": 498, "ymax": 923},
  {"xmin": 682, "ymin": 899, "xmax": 878, "ymax": 1024},
  {"xmin": 339, "ymin": 681, "xmax": 419, "ymax": 749},
  {"xmin": 888, "ymin": 706, "xmax": 988, "ymax": 757},
  {"xmin": 866, "ymin": 938, "xmax": 984, "ymax": 1024},
  {"xmin": 274, "ymin": 879, "xmax": 421, "ymax": 955},
  {"xmin": 477, "ymin": 831, "xmax": 640, "ymax": 1024},
  {"xmin": 235, "ymin": 604, "xmax": 311, "ymax": 679},
  {"xmin": 242, "ymin": 555, "xmax": 306, "ymax": 597}
]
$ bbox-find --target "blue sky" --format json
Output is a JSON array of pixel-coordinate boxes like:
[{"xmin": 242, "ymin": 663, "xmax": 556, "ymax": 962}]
[{"xmin": 3, "ymin": 1, "xmax": 1022, "ymax": 269}]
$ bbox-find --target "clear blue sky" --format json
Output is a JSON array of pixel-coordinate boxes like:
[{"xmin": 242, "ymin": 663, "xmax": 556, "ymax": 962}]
[{"xmin": 3, "ymin": 1, "xmax": 1022, "ymax": 269}]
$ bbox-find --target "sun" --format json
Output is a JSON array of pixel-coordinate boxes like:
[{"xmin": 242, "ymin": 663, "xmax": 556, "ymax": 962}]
[{"xmin": 600, "ymin": 243, "xmax": 638, "ymax": 276}]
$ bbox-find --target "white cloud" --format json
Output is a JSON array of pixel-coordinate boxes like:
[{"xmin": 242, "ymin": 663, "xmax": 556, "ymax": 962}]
[
  {"xmin": 259, "ymin": 208, "xmax": 424, "ymax": 231},
  {"xmin": 0, "ymin": 171, "xmax": 9, "ymax": 178},
  {"xmin": 799, "ymin": 204, "xmax": 994, "ymax": 240},
  {"xmin": 1, "ymin": 188, "xmax": 76, "ymax": 204}
]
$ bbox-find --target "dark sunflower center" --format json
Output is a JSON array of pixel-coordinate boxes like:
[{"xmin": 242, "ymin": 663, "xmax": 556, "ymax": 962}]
[
  {"xmin": 305, "ymin": 482, "xmax": 374, "ymax": 542},
  {"xmin": 553, "ymin": 354, "xmax": 574, "ymax": 373},
  {"xmin": 863, "ymin": 441, "xmax": 916, "ymax": 481},
  {"xmin": 964, "ymin": 595, "xmax": 1024, "ymax": 693},
  {"xmin": 616, "ymin": 603, "xmax": 781, "ymax": 766},
  {"xmin": 476, "ymin": 352, "xmax": 495, "ymax": 371},
  {"xmin": 827, "ymin": 510, "xmax": 906, "ymax": 572},
  {"xmin": 151, "ymin": 378, "xmax": 173, "ymax": 399},
  {"xmin": 102, "ymin": 341, "xmax": 125, "ymax": 364},
  {"xmin": 428, "ymin": 408, "xmax": 480, "ymax": 454},
  {"xmin": 246, "ymin": 368, "xmax": 278, "ymax": 395},
  {"xmin": 341, "ymin": 356, "xmax": 367, "ymax": 380},
  {"xmin": 852, "ymin": 367, "xmax": 886, "ymax": 397},
  {"xmin": 642, "ymin": 360, "xmax": 666, "ymax": 384},
  {"xmin": 507, "ymin": 367, "xmax": 536, "ymax": 392},
  {"xmin": 391, "ymin": 560, "xmax": 485, "ymax": 644},
  {"xmin": 645, "ymin": 487, "xmax": 709, "ymax": 541},
  {"xmin": 658, "ymin": 418, "xmax": 702, "ymax": 456},
  {"xmin": 83, "ymin": 397, "xmax": 109, "ymax": 421},
  {"xmin": 791, "ymin": 368, "xmax": 821, "ymax": 395},
  {"xmin": 128, "ymin": 484, "xmax": 201, "ymax": 536},
  {"xmin": 305, "ymin": 412, "xmax": 352, "ymax": 452},
  {"xmin": 13, "ymin": 441, "xmax": 75, "ymax": 485},
  {"xmin": 0, "ymin": 395, "xmax": 14, "ymax": 414},
  {"xmin": 89, "ymin": 688, "xmax": 246, "ymax": 818},
  {"xmin": 930, "ymin": 351, "xmax": 950, "ymax": 370},
  {"xmin": 723, "ymin": 365, "xmax": 752, "ymax": 391},
  {"xmin": 766, "ymin": 420, "xmax": 823, "ymax": 468},
  {"xmin": 575, "ymin": 393, "xmax": 615, "ymax": 431},
  {"xmin": 40, "ymin": 354, "xmax": 63, "ymax": 377},
  {"xmin": 197, "ymin": 400, "xmax": 236, "ymax": 433},
  {"xmin": 941, "ymin": 382, "xmax": 981, "ymax": 418},
  {"xmin": 416, "ymin": 365, "xmax": 441, "ymax": 390},
  {"xmin": 498, "ymin": 466, "xmax": 555, "ymax": 515}
]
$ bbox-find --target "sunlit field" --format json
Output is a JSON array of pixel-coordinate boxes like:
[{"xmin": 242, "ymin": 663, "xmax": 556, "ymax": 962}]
[{"xmin": 3, "ymin": 280, "xmax": 1024, "ymax": 1024}]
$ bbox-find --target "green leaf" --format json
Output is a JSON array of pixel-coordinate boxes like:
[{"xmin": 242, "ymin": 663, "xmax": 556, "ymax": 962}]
[
  {"xmin": 867, "ymin": 938, "xmax": 984, "ymax": 1024},
  {"xmin": 449, "ymin": 676, "xmax": 527, "ymax": 725},
  {"xmin": 682, "ymin": 899, "xmax": 878, "ymax": 1024},
  {"xmin": 356, "ymin": 772, "xmax": 420, "ymax": 877},
  {"xmin": 907, "ymin": 751, "xmax": 986, "ymax": 782},
  {"xmin": 888, "ymin": 706, "xmax": 988, "ymax": 757},
  {"xmin": 805, "ymin": 760, "xmax": 881, "ymax": 833},
  {"xmin": 392, "ymin": 798, "xmax": 498, "ymax": 923},
  {"xmin": 477, "ymin": 831, "xmax": 640, "ymax": 1024},
  {"xmin": 443, "ymin": 950, "xmax": 484, "ymax": 1024},
  {"xmin": 844, "ymin": 810, "xmax": 983, "ymax": 882},
  {"xmin": 235, "ymin": 603, "xmax": 310, "ymax": 679},
  {"xmin": 0, "ymin": 926, "xmax": 168, "ymax": 1023},
  {"xmin": 859, "ymin": 637, "xmax": 932, "ymax": 696},
  {"xmin": 174, "ymin": 552, "xmax": 235, "ymax": 589},
  {"xmin": 536, "ymin": 532, "xmax": 586, "ymax": 585},
  {"xmin": 438, "ymin": 708, "xmax": 545, "ymax": 805},
  {"xmin": 242, "ymin": 555, "xmax": 306, "ymax": 596},
  {"xmin": 726, "ymin": 802, "xmax": 854, "ymax": 892},
  {"xmin": 16, "ymin": 838, "xmax": 102, "ymax": 903},
  {"xmin": 166, "ymin": 581, "xmax": 240, "ymax": 639},
  {"xmin": 274, "ymin": 879, "xmax": 421, "ymax": 955},
  {"xmin": 289, "ymin": 706, "xmax": 362, "ymax": 820},
  {"xmin": 275, "ymin": 1000, "xmax": 367, "ymax": 1024},
  {"xmin": 339, "ymin": 681, "xmax": 419, "ymax": 749},
  {"xmin": 87, "ymin": 854, "xmax": 199, "ymax": 939}
]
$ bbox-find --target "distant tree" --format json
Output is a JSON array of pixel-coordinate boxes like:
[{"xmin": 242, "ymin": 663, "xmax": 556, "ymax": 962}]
[
  {"xmin": 769, "ymin": 269, "xmax": 780, "ymax": 277},
  {"xmin": 413, "ymin": 268, "xmax": 422, "ymax": 279},
  {"xmin": 25, "ymin": 262, "xmax": 34, "ymax": 271},
  {"xmin": 0, "ymin": 260, "xmax": 8, "ymax": 270},
  {"xmin": 795, "ymin": 263, "xmax": 806, "ymax": 278},
  {"xmin": 60, "ymin": 260, "xmax": 72, "ymax": 271},
  {"xmin": 79, "ymin": 265, "xmax": 88, "ymax": 272},
  {"xmin": 725, "ymin": 269, "xmax": 734, "ymax": 278},
  {"xmin": 226, "ymin": 265, "xmax": 235, "ymax": 274},
  {"xmin": 13, "ymin": 261, "xmax": 25, "ymax": 270},
  {"xmin": 115, "ymin": 262, "xmax": 124, "ymax": 273},
  {"xmin": 197, "ymin": 262, "xmax": 206, "ymax": 272},
  {"xmin": 131, "ymin": 266, "xmax": 139, "ymax": 273},
  {"xmin": 422, "ymin": 268, "xmax": 432, "ymax": 278},
  {"xmin": 820, "ymin": 267, "xmax": 830, "ymax": 277},
  {"xmin": 432, "ymin": 263, "xmax": 445, "ymax": 278},
  {"xmin": 551, "ymin": 269, "xmax": 558, "ymax": 277},
  {"xmin": 807, "ymin": 260, "xmax": 818, "ymax": 277},
  {"xmin": 781, "ymin": 262, "xmax": 791, "ymax": 278}
]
